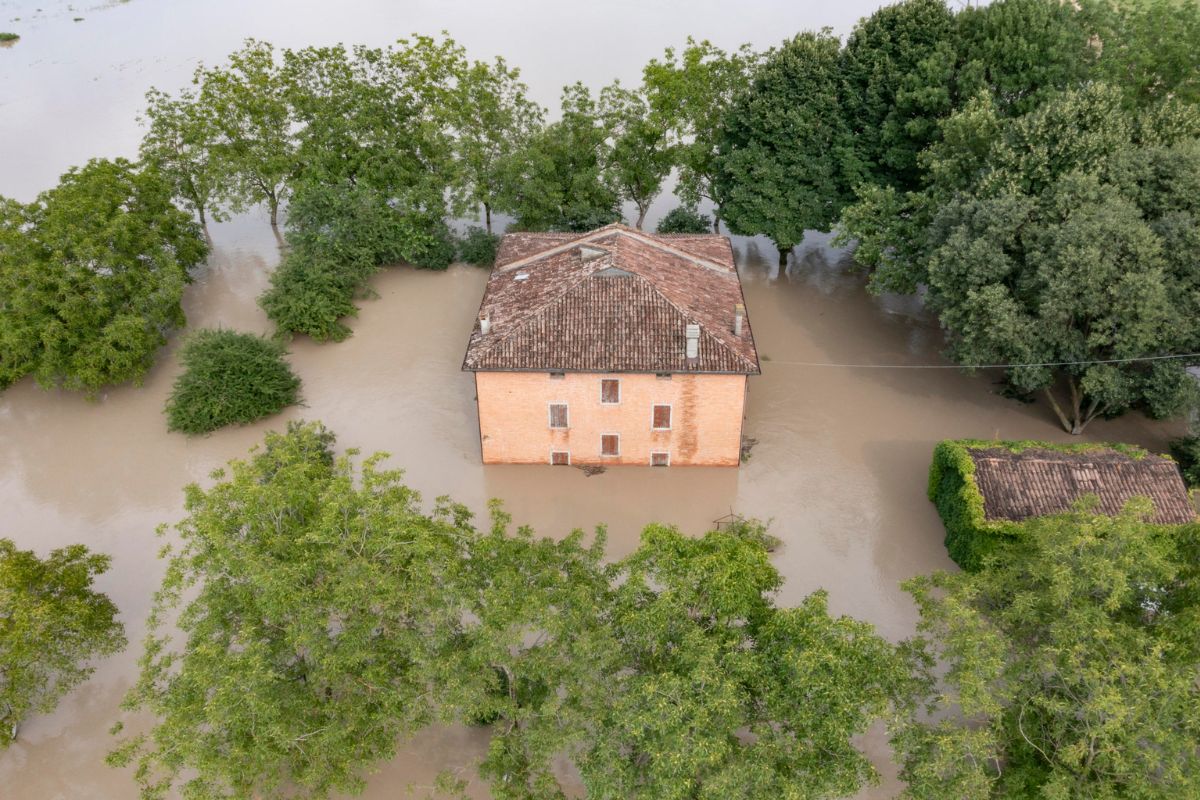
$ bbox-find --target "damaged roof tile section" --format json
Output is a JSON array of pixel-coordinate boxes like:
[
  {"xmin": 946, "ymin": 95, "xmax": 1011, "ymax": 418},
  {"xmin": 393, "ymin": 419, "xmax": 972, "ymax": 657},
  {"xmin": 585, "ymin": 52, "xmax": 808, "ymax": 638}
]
[{"xmin": 462, "ymin": 223, "xmax": 761, "ymax": 375}]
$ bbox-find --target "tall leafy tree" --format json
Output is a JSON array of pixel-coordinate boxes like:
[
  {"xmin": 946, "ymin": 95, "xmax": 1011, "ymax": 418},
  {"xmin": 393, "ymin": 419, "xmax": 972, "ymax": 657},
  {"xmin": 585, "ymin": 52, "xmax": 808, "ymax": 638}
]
[
  {"xmin": 842, "ymin": 87, "xmax": 1200, "ymax": 432},
  {"xmin": 840, "ymin": 0, "xmax": 958, "ymax": 192},
  {"xmin": 600, "ymin": 82, "xmax": 674, "ymax": 230},
  {"xmin": 452, "ymin": 56, "xmax": 545, "ymax": 233},
  {"xmin": 1, "ymin": 539, "xmax": 125, "ymax": 747},
  {"xmin": 140, "ymin": 87, "xmax": 228, "ymax": 230},
  {"xmin": 643, "ymin": 38, "xmax": 760, "ymax": 233},
  {"xmin": 572, "ymin": 523, "xmax": 914, "ymax": 800},
  {"xmin": 897, "ymin": 507, "xmax": 1200, "ymax": 799},
  {"xmin": 505, "ymin": 83, "xmax": 620, "ymax": 231},
  {"xmin": 0, "ymin": 158, "xmax": 207, "ymax": 394},
  {"xmin": 716, "ymin": 31, "xmax": 860, "ymax": 265},
  {"xmin": 195, "ymin": 39, "xmax": 297, "ymax": 227},
  {"xmin": 109, "ymin": 422, "xmax": 476, "ymax": 799}
]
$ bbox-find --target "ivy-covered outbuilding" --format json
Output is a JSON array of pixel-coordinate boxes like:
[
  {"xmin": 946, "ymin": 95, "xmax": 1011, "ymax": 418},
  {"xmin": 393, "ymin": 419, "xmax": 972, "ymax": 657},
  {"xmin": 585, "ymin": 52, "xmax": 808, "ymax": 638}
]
[{"xmin": 929, "ymin": 440, "xmax": 1196, "ymax": 570}]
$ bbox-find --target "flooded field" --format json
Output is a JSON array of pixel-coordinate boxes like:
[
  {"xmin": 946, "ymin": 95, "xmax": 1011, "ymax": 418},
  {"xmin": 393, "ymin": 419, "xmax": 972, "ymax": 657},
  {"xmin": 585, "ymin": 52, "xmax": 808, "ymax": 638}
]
[{"xmin": 0, "ymin": 2, "xmax": 1190, "ymax": 799}]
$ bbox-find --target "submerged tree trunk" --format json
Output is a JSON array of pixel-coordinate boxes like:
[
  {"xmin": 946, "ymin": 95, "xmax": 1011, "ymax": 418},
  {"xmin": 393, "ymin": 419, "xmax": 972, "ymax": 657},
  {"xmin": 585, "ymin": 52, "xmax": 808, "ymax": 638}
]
[
  {"xmin": 712, "ymin": 212, "xmax": 721, "ymax": 234},
  {"xmin": 635, "ymin": 204, "xmax": 648, "ymax": 231},
  {"xmin": 778, "ymin": 246, "xmax": 789, "ymax": 267},
  {"xmin": 268, "ymin": 192, "xmax": 279, "ymax": 228},
  {"xmin": 484, "ymin": 203, "xmax": 493, "ymax": 234},
  {"xmin": 1043, "ymin": 374, "xmax": 1102, "ymax": 435}
]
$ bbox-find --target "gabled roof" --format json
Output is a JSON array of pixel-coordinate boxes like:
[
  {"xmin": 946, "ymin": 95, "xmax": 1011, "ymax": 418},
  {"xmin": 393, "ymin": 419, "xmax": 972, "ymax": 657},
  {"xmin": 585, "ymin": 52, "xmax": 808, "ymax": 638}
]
[
  {"xmin": 462, "ymin": 224, "xmax": 760, "ymax": 375},
  {"xmin": 968, "ymin": 446, "xmax": 1195, "ymax": 525}
]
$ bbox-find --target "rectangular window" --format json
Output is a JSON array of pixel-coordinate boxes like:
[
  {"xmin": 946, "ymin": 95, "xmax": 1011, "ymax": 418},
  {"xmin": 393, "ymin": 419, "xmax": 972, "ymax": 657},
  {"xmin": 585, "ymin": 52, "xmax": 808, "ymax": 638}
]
[
  {"xmin": 655, "ymin": 373, "xmax": 672, "ymax": 380},
  {"xmin": 549, "ymin": 371, "xmax": 565, "ymax": 380},
  {"xmin": 551, "ymin": 451, "xmax": 570, "ymax": 466},
  {"xmin": 601, "ymin": 378, "xmax": 620, "ymax": 404},
  {"xmin": 652, "ymin": 404, "xmax": 672, "ymax": 430},
  {"xmin": 601, "ymin": 434, "xmax": 620, "ymax": 457},
  {"xmin": 651, "ymin": 451, "xmax": 670, "ymax": 467},
  {"xmin": 549, "ymin": 403, "xmax": 569, "ymax": 429}
]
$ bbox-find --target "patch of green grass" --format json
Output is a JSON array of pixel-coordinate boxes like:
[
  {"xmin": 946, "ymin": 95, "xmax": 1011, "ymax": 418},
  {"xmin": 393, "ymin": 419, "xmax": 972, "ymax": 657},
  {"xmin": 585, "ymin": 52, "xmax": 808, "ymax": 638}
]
[
  {"xmin": 0, "ymin": 32, "xmax": 20, "ymax": 42},
  {"xmin": 165, "ymin": 329, "xmax": 301, "ymax": 435}
]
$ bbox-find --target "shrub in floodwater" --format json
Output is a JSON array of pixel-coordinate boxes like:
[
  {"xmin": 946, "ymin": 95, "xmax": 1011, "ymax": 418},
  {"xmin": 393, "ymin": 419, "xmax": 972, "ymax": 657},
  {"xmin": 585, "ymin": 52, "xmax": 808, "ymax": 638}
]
[
  {"xmin": 260, "ymin": 181, "xmax": 455, "ymax": 341},
  {"xmin": 0, "ymin": 32, "xmax": 20, "ymax": 42},
  {"xmin": 656, "ymin": 206, "xmax": 712, "ymax": 234},
  {"xmin": 457, "ymin": 226, "xmax": 499, "ymax": 266},
  {"xmin": 165, "ymin": 329, "xmax": 301, "ymax": 435}
]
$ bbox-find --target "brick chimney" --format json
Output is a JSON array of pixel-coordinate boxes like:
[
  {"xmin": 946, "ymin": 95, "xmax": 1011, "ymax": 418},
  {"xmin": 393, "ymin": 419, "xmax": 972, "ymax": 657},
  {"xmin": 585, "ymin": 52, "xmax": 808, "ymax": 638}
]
[
  {"xmin": 685, "ymin": 323, "xmax": 700, "ymax": 366},
  {"xmin": 479, "ymin": 313, "xmax": 491, "ymax": 336},
  {"xmin": 733, "ymin": 303, "xmax": 745, "ymax": 337}
]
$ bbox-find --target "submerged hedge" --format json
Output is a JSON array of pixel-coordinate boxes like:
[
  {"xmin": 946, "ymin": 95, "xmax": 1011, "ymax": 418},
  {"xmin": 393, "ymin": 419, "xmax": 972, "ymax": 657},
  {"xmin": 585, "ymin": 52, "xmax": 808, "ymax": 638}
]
[
  {"xmin": 165, "ymin": 329, "xmax": 301, "ymax": 435},
  {"xmin": 928, "ymin": 439, "xmax": 1159, "ymax": 571}
]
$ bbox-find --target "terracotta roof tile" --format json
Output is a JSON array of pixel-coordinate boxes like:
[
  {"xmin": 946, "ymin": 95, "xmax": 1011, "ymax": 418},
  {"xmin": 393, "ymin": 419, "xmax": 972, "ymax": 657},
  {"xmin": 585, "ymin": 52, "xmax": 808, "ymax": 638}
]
[
  {"xmin": 969, "ymin": 447, "xmax": 1196, "ymax": 525},
  {"xmin": 463, "ymin": 224, "xmax": 760, "ymax": 374}
]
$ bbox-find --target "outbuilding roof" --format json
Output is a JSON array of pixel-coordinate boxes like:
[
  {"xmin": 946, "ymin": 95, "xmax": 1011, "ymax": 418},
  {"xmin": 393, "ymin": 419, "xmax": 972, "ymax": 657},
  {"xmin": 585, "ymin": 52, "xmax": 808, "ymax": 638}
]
[
  {"xmin": 968, "ymin": 446, "xmax": 1195, "ymax": 524},
  {"xmin": 461, "ymin": 224, "xmax": 760, "ymax": 375}
]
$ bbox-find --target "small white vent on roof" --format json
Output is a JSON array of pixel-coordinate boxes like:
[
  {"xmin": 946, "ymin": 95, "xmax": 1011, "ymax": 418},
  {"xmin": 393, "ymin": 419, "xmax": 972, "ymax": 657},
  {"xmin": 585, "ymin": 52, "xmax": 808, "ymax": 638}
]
[
  {"xmin": 580, "ymin": 245, "xmax": 606, "ymax": 262},
  {"xmin": 514, "ymin": 271, "xmax": 530, "ymax": 281}
]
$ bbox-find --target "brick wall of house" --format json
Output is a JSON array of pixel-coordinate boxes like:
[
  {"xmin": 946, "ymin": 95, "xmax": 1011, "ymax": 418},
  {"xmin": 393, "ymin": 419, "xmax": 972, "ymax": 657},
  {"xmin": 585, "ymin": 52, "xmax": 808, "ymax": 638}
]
[{"xmin": 474, "ymin": 371, "xmax": 748, "ymax": 466}]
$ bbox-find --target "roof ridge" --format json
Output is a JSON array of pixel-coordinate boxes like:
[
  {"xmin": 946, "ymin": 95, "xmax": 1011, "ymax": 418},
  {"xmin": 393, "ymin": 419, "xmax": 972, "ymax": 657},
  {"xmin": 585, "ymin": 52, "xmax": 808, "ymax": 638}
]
[{"xmin": 496, "ymin": 228, "xmax": 732, "ymax": 276}]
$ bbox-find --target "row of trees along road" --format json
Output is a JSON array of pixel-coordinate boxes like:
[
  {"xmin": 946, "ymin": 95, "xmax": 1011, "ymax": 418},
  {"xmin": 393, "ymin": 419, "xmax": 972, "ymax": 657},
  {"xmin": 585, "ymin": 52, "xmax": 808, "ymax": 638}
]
[{"xmin": 61, "ymin": 421, "xmax": 1194, "ymax": 799}]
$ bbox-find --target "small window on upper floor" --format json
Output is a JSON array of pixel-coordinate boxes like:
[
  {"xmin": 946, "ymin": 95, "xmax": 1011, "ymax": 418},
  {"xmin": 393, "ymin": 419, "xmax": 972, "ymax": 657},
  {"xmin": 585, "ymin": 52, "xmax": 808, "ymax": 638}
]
[
  {"xmin": 601, "ymin": 378, "xmax": 620, "ymax": 404},
  {"xmin": 549, "ymin": 371, "xmax": 566, "ymax": 380},
  {"xmin": 652, "ymin": 404, "xmax": 672, "ymax": 430},
  {"xmin": 549, "ymin": 403, "xmax": 569, "ymax": 429},
  {"xmin": 656, "ymin": 373, "xmax": 672, "ymax": 380}
]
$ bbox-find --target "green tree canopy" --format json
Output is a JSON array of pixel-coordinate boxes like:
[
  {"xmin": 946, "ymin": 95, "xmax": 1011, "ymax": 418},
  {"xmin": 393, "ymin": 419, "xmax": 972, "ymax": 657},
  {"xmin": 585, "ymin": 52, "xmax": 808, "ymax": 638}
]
[
  {"xmin": 109, "ymin": 422, "xmax": 476, "ymax": 799},
  {"xmin": 1083, "ymin": 0, "xmax": 1200, "ymax": 109},
  {"xmin": 1, "ymin": 539, "xmax": 125, "ymax": 747},
  {"xmin": 841, "ymin": 86, "xmax": 1200, "ymax": 432},
  {"xmin": 572, "ymin": 523, "xmax": 914, "ymax": 800},
  {"xmin": 643, "ymin": 38, "xmax": 761, "ymax": 232},
  {"xmin": 953, "ymin": 0, "xmax": 1097, "ymax": 117},
  {"xmin": 840, "ymin": 0, "xmax": 957, "ymax": 192},
  {"xmin": 716, "ymin": 31, "xmax": 860, "ymax": 265},
  {"xmin": 451, "ymin": 55, "xmax": 544, "ymax": 233},
  {"xmin": 897, "ymin": 506, "xmax": 1200, "ymax": 799},
  {"xmin": 140, "ymin": 86, "xmax": 229, "ymax": 229},
  {"xmin": 114, "ymin": 424, "xmax": 914, "ymax": 800},
  {"xmin": 193, "ymin": 39, "xmax": 297, "ymax": 227},
  {"xmin": 600, "ymin": 82, "xmax": 674, "ymax": 230},
  {"xmin": 0, "ymin": 158, "xmax": 207, "ymax": 393},
  {"xmin": 656, "ymin": 205, "xmax": 712, "ymax": 234},
  {"xmin": 505, "ymin": 83, "xmax": 620, "ymax": 231}
]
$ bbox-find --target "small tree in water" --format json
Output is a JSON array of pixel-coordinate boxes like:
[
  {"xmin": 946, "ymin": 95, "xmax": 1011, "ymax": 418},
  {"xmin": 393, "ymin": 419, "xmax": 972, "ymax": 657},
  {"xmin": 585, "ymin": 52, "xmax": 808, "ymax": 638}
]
[{"xmin": 656, "ymin": 205, "xmax": 712, "ymax": 234}]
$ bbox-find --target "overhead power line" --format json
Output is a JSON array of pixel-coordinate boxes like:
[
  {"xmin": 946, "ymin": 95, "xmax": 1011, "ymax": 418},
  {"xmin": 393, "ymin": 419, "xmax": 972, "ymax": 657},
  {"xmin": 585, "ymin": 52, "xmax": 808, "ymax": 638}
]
[{"xmin": 762, "ymin": 352, "xmax": 1200, "ymax": 370}]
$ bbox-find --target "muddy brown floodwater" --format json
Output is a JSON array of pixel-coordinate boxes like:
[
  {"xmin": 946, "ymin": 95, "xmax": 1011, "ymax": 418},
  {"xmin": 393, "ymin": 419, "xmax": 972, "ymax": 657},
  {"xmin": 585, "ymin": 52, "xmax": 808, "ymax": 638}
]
[{"xmin": 0, "ymin": 2, "xmax": 1190, "ymax": 799}]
